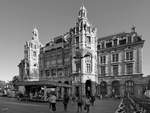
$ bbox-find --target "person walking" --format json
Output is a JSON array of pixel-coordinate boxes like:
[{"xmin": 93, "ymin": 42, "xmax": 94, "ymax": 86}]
[
  {"xmin": 63, "ymin": 94, "xmax": 69, "ymax": 112},
  {"xmin": 47, "ymin": 93, "xmax": 52, "ymax": 111},
  {"xmin": 50, "ymin": 93, "xmax": 57, "ymax": 113},
  {"xmin": 90, "ymin": 96, "xmax": 95, "ymax": 106},
  {"xmin": 76, "ymin": 96, "xmax": 83, "ymax": 113},
  {"xmin": 84, "ymin": 96, "xmax": 91, "ymax": 113}
]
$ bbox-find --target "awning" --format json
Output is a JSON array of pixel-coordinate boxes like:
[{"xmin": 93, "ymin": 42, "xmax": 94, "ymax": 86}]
[{"xmin": 15, "ymin": 81, "xmax": 72, "ymax": 88}]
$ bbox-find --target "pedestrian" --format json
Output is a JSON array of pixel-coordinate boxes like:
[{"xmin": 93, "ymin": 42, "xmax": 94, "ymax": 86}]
[
  {"xmin": 50, "ymin": 93, "xmax": 57, "ymax": 113},
  {"xmin": 76, "ymin": 96, "xmax": 83, "ymax": 113},
  {"xmin": 84, "ymin": 96, "xmax": 91, "ymax": 113},
  {"xmin": 90, "ymin": 95, "xmax": 95, "ymax": 106},
  {"xmin": 72, "ymin": 95, "xmax": 76, "ymax": 104},
  {"xmin": 63, "ymin": 94, "xmax": 69, "ymax": 112},
  {"xmin": 47, "ymin": 93, "xmax": 52, "ymax": 110}
]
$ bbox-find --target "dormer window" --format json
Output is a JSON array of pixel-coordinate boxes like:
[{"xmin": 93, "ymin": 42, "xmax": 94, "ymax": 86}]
[
  {"xmin": 101, "ymin": 42, "xmax": 105, "ymax": 49},
  {"xmin": 119, "ymin": 38, "xmax": 126, "ymax": 45},
  {"xmin": 127, "ymin": 35, "xmax": 132, "ymax": 44},
  {"xmin": 106, "ymin": 41, "xmax": 112, "ymax": 48},
  {"xmin": 113, "ymin": 39, "xmax": 118, "ymax": 46}
]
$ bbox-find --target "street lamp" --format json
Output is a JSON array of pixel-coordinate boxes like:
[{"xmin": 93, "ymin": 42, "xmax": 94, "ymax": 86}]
[{"xmin": 73, "ymin": 54, "xmax": 90, "ymax": 97}]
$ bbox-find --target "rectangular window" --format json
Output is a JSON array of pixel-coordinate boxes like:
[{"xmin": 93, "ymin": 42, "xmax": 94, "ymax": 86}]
[
  {"xmin": 101, "ymin": 66, "xmax": 106, "ymax": 76},
  {"xmin": 113, "ymin": 65, "xmax": 118, "ymax": 76},
  {"xmin": 112, "ymin": 53, "xmax": 119, "ymax": 62},
  {"xmin": 100, "ymin": 56, "xmax": 106, "ymax": 64},
  {"xmin": 126, "ymin": 63, "xmax": 133, "ymax": 74},
  {"xmin": 45, "ymin": 70, "xmax": 49, "ymax": 77},
  {"xmin": 106, "ymin": 41, "xmax": 112, "ymax": 48},
  {"xmin": 101, "ymin": 42, "xmax": 105, "ymax": 49},
  {"xmin": 76, "ymin": 37, "xmax": 79, "ymax": 43},
  {"xmin": 128, "ymin": 36, "xmax": 132, "ymax": 43},
  {"xmin": 87, "ymin": 36, "xmax": 91, "ymax": 44},
  {"xmin": 86, "ymin": 63, "xmax": 91, "ymax": 73},
  {"xmin": 126, "ymin": 51, "xmax": 133, "ymax": 60},
  {"xmin": 113, "ymin": 39, "xmax": 118, "ymax": 46},
  {"xmin": 119, "ymin": 38, "xmax": 126, "ymax": 45}
]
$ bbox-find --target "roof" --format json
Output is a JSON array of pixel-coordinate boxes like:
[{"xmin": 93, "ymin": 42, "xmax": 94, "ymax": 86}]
[{"xmin": 98, "ymin": 32, "xmax": 130, "ymax": 41}]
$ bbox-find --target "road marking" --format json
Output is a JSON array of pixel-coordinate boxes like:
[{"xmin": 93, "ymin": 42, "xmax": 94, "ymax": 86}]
[{"xmin": 4, "ymin": 101, "xmax": 46, "ymax": 107}]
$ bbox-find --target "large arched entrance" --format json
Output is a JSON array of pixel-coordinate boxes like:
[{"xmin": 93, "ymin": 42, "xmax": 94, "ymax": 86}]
[
  {"xmin": 125, "ymin": 80, "xmax": 134, "ymax": 95},
  {"xmin": 85, "ymin": 80, "xmax": 92, "ymax": 96},
  {"xmin": 112, "ymin": 80, "xmax": 120, "ymax": 97},
  {"xmin": 100, "ymin": 81, "xmax": 107, "ymax": 97}
]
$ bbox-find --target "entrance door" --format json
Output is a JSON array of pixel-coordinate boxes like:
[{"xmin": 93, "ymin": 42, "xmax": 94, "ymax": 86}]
[
  {"xmin": 85, "ymin": 80, "xmax": 92, "ymax": 96},
  {"xmin": 100, "ymin": 81, "xmax": 107, "ymax": 97},
  {"xmin": 112, "ymin": 80, "xmax": 120, "ymax": 97}
]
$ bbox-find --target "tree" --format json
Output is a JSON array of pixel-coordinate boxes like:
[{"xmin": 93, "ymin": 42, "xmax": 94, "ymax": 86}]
[{"xmin": 12, "ymin": 76, "xmax": 20, "ymax": 90}]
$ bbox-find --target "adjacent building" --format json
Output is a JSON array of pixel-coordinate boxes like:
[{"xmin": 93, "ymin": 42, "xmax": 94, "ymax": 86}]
[{"xmin": 97, "ymin": 26, "xmax": 145, "ymax": 97}]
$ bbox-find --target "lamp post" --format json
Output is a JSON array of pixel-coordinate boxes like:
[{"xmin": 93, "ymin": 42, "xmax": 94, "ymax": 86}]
[{"xmin": 73, "ymin": 54, "xmax": 90, "ymax": 97}]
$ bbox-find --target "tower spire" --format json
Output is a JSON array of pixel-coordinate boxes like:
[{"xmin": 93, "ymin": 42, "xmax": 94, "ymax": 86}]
[
  {"xmin": 81, "ymin": 0, "xmax": 85, "ymax": 7},
  {"xmin": 78, "ymin": 0, "xmax": 87, "ymax": 19}
]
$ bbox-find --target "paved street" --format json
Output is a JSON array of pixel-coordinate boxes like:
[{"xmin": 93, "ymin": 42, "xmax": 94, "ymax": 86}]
[{"xmin": 0, "ymin": 97, "xmax": 120, "ymax": 113}]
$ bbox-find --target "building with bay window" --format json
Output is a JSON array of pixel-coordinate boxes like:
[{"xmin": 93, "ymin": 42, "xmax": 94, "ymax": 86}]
[{"xmin": 18, "ymin": 4, "xmax": 150, "ymax": 99}]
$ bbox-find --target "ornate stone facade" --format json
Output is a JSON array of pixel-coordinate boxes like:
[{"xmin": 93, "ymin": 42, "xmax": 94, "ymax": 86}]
[
  {"xmin": 39, "ymin": 5, "xmax": 98, "ymax": 97},
  {"xmin": 18, "ymin": 5, "xmax": 150, "ymax": 98},
  {"xmin": 18, "ymin": 28, "xmax": 42, "ymax": 81}
]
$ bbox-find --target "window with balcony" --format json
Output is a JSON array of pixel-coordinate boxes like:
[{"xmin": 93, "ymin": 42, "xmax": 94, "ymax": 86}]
[
  {"xmin": 112, "ymin": 53, "xmax": 119, "ymax": 62},
  {"xmin": 126, "ymin": 63, "xmax": 133, "ymax": 74},
  {"xmin": 126, "ymin": 51, "xmax": 133, "ymax": 60},
  {"xmin": 112, "ymin": 65, "xmax": 118, "ymax": 76},
  {"xmin": 100, "ymin": 56, "xmax": 106, "ymax": 64}
]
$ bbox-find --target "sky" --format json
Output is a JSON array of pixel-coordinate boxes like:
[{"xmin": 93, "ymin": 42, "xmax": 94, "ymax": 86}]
[{"xmin": 0, "ymin": 0, "xmax": 150, "ymax": 81}]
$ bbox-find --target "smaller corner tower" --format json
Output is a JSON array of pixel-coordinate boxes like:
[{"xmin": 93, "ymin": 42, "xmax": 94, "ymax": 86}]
[{"xmin": 23, "ymin": 27, "xmax": 42, "ymax": 81}]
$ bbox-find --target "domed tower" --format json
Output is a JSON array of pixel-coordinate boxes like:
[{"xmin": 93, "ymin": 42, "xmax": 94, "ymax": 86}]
[{"xmin": 71, "ymin": 5, "xmax": 98, "ymax": 96}]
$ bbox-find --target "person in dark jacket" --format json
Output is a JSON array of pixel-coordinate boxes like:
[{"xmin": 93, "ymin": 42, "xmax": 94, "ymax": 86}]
[
  {"xmin": 63, "ymin": 94, "xmax": 69, "ymax": 112},
  {"xmin": 77, "ymin": 96, "xmax": 83, "ymax": 113}
]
